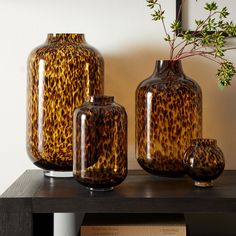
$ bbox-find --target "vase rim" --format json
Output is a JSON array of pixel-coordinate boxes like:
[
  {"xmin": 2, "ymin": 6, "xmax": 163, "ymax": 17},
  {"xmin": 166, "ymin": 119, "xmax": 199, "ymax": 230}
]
[
  {"xmin": 156, "ymin": 59, "xmax": 182, "ymax": 61},
  {"xmin": 89, "ymin": 95, "xmax": 114, "ymax": 105},
  {"xmin": 46, "ymin": 33, "xmax": 86, "ymax": 43},
  {"xmin": 47, "ymin": 33, "xmax": 85, "ymax": 36},
  {"xmin": 190, "ymin": 138, "xmax": 217, "ymax": 145},
  {"xmin": 155, "ymin": 59, "xmax": 182, "ymax": 64}
]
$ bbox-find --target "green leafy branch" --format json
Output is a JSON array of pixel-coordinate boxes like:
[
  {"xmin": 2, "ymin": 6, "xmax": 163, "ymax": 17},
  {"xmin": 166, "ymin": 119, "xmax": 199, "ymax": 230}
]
[{"xmin": 146, "ymin": 0, "xmax": 236, "ymax": 87}]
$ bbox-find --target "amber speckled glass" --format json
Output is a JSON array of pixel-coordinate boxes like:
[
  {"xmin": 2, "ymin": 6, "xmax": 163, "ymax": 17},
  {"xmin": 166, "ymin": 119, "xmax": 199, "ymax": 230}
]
[
  {"xmin": 183, "ymin": 139, "xmax": 225, "ymax": 187},
  {"xmin": 26, "ymin": 33, "xmax": 104, "ymax": 177},
  {"xmin": 135, "ymin": 60, "xmax": 202, "ymax": 177},
  {"xmin": 73, "ymin": 96, "xmax": 127, "ymax": 191}
]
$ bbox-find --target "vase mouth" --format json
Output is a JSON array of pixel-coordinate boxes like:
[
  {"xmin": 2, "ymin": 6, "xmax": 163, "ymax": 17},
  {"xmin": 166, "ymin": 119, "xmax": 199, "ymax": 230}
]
[
  {"xmin": 46, "ymin": 33, "xmax": 86, "ymax": 43},
  {"xmin": 153, "ymin": 59, "xmax": 184, "ymax": 78},
  {"xmin": 89, "ymin": 95, "xmax": 114, "ymax": 105},
  {"xmin": 156, "ymin": 59, "xmax": 181, "ymax": 62},
  {"xmin": 156, "ymin": 59, "xmax": 182, "ymax": 66},
  {"xmin": 190, "ymin": 138, "xmax": 217, "ymax": 145}
]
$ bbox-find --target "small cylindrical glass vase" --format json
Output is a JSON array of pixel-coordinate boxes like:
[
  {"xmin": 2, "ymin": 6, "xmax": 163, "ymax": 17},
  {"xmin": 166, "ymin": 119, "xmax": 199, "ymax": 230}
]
[
  {"xmin": 183, "ymin": 139, "xmax": 225, "ymax": 187},
  {"xmin": 73, "ymin": 96, "xmax": 127, "ymax": 191}
]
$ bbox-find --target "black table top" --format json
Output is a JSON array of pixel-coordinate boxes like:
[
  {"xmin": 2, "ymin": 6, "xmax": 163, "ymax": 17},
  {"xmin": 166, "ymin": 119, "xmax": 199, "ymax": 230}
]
[{"xmin": 1, "ymin": 169, "xmax": 236, "ymax": 213}]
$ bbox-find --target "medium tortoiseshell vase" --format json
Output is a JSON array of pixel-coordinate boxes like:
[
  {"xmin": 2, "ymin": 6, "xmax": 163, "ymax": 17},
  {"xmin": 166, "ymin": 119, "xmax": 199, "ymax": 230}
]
[
  {"xmin": 26, "ymin": 33, "xmax": 104, "ymax": 177},
  {"xmin": 135, "ymin": 60, "xmax": 202, "ymax": 177},
  {"xmin": 73, "ymin": 96, "xmax": 127, "ymax": 191},
  {"xmin": 183, "ymin": 139, "xmax": 225, "ymax": 187}
]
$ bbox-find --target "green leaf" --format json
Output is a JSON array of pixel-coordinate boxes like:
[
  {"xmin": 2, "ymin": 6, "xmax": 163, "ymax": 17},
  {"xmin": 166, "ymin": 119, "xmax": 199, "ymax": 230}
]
[
  {"xmin": 214, "ymin": 47, "xmax": 225, "ymax": 57},
  {"xmin": 200, "ymin": 33, "xmax": 211, "ymax": 46},
  {"xmin": 220, "ymin": 7, "xmax": 229, "ymax": 19},
  {"xmin": 223, "ymin": 21, "xmax": 236, "ymax": 37},
  {"xmin": 217, "ymin": 61, "xmax": 236, "ymax": 87},
  {"xmin": 206, "ymin": 18, "xmax": 217, "ymax": 31},
  {"xmin": 204, "ymin": 2, "xmax": 218, "ymax": 11},
  {"xmin": 195, "ymin": 19, "xmax": 204, "ymax": 26},
  {"xmin": 164, "ymin": 34, "xmax": 171, "ymax": 42},
  {"xmin": 211, "ymin": 32, "xmax": 224, "ymax": 47},
  {"xmin": 181, "ymin": 31, "xmax": 195, "ymax": 43},
  {"xmin": 147, "ymin": 0, "xmax": 158, "ymax": 9},
  {"xmin": 151, "ymin": 9, "xmax": 165, "ymax": 21},
  {"xmin": 170, "ymin": 20, "xmax": 181, "ymax": 32}
]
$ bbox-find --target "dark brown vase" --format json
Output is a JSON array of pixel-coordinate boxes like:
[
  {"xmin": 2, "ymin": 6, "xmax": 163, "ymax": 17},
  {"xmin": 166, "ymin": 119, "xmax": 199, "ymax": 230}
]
[
  {"xmin": 26, "ymin": 33, "xmax": 104, "ymax": 177},
  {"xmin": 73, "ymin": 96, "xmax": 127, "ymax": 191},
  {"xmin": 135, "ymin": 60, "xmax": 202, "ymax": 177},
  {"xmin": 183, "ymin": 139, "xmax": 225, "ymax": 187}
]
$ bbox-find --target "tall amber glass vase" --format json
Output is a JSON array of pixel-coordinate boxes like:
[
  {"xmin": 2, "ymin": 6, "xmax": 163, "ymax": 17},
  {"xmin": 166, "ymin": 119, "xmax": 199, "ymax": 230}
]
[
  {"xmin": 135, "ymin": 60, "xmax": 202, "ymax": 177},
  {"xmin": 26, "ymin": 33, "xmax": 104, "ymax": 177}
]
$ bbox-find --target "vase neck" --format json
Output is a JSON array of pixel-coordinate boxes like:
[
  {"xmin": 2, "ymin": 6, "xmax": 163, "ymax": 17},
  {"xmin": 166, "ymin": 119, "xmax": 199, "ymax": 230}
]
[
  {"xmin": 46, "ymin": 33, "xmax": 86, "ymax": 44},
  {"xmin": 89, "ymin": 95, "xmax": 114, "ymax": 105},
  {"xmin": 153, "ymin": 60, "xmax": 184, "ymax": 79}
]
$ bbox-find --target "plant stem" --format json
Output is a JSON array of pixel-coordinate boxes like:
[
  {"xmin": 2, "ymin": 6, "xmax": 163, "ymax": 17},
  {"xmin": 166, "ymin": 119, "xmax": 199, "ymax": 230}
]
[
  {"xmin": 174, "ymin": 11, "xmax": 217, "ymax": 58},
  {"xmin": 156, "ymin": 3, "xmax": 172, "ymax": 50}
]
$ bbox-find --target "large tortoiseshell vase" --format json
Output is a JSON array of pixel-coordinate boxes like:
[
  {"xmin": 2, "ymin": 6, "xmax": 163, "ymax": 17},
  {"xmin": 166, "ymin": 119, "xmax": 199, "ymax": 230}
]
[
  {"xmin": 26, "ymin": 33, "xmax": 104, "ymax": 177},
  {"xmin": 73, "ymin": 96, "xmax": 127, "ymax": 191},
  {"xmin": 135, "ymin": 60, "xmax": 202, "ymax": 177}
]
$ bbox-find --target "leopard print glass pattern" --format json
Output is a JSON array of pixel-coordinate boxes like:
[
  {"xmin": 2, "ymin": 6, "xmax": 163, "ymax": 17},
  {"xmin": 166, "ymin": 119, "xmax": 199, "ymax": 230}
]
[
  {"xmin": 73, "ymin": 96, "xmax": 127, "ymax": 190},
  {"xmin": 27, "ymin": 34, "xmax": 104, "ymax": 171},
  {"xmin": 136, "ymin": 60, "xmax": 202, "ymax": 177},
  {"xmin": 183, "ymin": 139, "xmax": 225, "ymax": 187}
]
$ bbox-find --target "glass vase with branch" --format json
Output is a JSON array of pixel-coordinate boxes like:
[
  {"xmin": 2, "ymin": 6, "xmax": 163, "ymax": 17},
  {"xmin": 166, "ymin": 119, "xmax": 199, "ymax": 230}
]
[{"xmin": 147, "ymin": 0, "xmax": 236, "ymax": 87}]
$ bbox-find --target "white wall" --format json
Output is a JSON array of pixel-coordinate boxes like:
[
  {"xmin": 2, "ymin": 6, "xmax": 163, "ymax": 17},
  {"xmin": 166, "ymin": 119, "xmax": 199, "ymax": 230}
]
[{"xmin": 1, "ymin": 0, "xmax": 236, "ymax": 196}]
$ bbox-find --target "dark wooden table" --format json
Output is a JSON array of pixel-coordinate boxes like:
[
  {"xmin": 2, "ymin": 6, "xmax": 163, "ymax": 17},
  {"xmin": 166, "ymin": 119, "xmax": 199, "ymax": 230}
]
[{"xmin": 1, "ymin": 169, "xmax": 236, "ymax": 236}]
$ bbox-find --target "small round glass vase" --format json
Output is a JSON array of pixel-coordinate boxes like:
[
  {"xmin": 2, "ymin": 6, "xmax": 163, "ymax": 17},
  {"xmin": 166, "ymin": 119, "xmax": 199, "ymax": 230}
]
[
  {"xmin": 183, "ymin": 139, "xmax": 225, "ymax": 188},
  {"xmin": 73, "ymin": 95, "xmax": 127, "ymax": 191}
]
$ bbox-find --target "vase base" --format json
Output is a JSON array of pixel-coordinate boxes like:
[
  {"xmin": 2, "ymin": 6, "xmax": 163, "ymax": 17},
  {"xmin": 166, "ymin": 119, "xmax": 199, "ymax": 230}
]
[
  {"xmin": 44, "ymin": 170, "xmax": 73, "ymax": 178},
  {"xmin": 194, "ymin": 180, "xmax": 213, "ymax": 188},
  {"xmin": 137, "ymin": 158, "xmax": 185, "ymax": 177},
  {"xmin": 87, "ymin": 187, "xmax": 114, "ymax": 192}
]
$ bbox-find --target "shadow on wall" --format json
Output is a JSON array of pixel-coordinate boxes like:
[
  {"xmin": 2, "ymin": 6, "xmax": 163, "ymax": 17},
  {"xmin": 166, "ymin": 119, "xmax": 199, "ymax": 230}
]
[{"xmin": 103, "ymin": 47, "xmax": 236, "ymax": 169}]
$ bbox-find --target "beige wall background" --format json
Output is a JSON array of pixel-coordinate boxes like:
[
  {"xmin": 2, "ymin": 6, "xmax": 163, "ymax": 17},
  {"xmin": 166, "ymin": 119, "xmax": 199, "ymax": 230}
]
[{"xmin": 0, "ymin": 0, "xmax": 236, "ymax": 194}]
